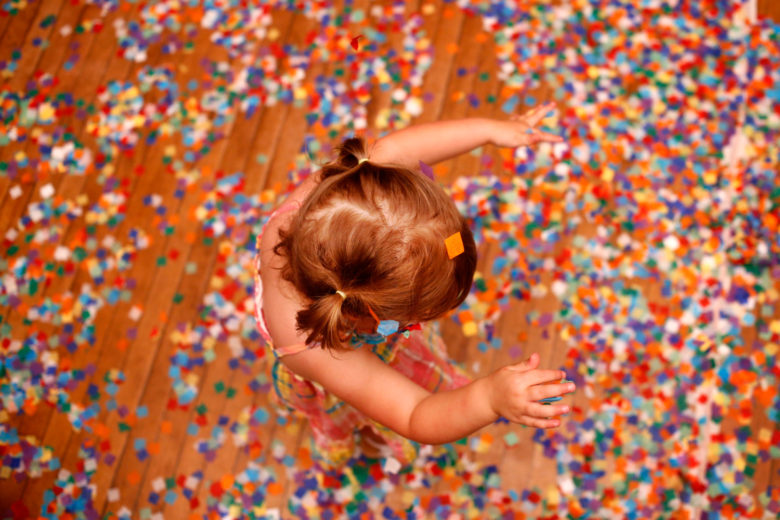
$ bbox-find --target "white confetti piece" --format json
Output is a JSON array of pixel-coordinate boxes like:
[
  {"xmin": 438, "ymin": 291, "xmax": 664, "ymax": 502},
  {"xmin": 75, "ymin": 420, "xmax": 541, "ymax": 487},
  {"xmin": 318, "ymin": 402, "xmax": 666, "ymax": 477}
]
[
  {"xmin": 152, "ymin": 477, "xmax": 165, "ymax": 493},
  {"xmin": 40, "ymin": 183, "xmax": 55, "ymax": 199},
  {"xmin": 383, "ymin": 457, "xmax": 402, "ymax": 475},
  {"xmin": 128, "ymin": 305, "xmax": 143, "ymax": 321}
]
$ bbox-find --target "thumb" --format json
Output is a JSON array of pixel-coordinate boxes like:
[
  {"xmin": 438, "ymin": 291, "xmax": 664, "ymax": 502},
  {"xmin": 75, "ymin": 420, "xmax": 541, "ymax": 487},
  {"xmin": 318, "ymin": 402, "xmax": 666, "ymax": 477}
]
[{"xmin": 507, "ymin": 352, "xmax": 540, "ymax": 372}]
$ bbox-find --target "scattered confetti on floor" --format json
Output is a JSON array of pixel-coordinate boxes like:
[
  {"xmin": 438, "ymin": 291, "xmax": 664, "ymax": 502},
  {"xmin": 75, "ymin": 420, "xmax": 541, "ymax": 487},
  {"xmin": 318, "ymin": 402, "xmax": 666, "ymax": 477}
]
[{"xmin": 1, "ymin": 0, "xmax": 779, "ymax": 519}]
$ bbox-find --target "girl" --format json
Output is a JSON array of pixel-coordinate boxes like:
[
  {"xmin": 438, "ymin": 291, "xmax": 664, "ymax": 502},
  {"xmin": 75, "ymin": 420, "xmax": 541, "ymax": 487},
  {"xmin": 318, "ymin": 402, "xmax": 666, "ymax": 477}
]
[{"xmin": 254, "ymin": 103, "xmax": 575, "ymax": 466}]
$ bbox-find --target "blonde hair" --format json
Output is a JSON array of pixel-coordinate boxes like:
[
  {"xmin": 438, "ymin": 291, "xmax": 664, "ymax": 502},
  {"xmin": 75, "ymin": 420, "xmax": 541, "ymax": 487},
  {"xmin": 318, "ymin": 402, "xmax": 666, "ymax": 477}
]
[{"xmin": 273, "ymin": 137, "xmax": 477, "ymax": 350}]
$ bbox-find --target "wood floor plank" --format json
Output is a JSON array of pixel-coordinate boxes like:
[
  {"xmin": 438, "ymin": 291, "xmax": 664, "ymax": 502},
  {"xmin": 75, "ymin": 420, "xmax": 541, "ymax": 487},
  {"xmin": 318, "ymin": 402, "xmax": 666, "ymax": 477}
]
[
  {"xmin": 0, "ymin": 0, "xmax": 100, "ymax": 242},
  {"xmin": 118, "ymin": 8, "xmax": 317, "ymax": 516},
  {"xmin": 13, "ymin": 9, "xmax": 190, "ymax": 511},
  {"xmin": 120, "ymin": 62, "xmax": 291, "ymax": 520},
  {"xmin": 0, "ymin": 1, "xmax": 142, "ymax": 508}
]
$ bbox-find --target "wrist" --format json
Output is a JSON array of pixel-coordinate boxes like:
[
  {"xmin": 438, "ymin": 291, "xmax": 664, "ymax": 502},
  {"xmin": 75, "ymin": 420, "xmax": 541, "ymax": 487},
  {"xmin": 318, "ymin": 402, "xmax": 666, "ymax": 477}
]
[
  {"xmin": 473, "ymin": 374, "xmax": 501, "ymax": 422},
  {"xmin": 476, "ymin": 118, "xmax": 501, "ymax": 147}
]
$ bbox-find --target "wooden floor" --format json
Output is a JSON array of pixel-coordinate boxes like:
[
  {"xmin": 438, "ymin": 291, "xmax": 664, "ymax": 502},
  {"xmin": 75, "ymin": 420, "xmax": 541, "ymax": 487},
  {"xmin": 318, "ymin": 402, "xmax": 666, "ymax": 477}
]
[{"xmin": 1, "ymin": 1, "xmax": 779, "ymax": 518}]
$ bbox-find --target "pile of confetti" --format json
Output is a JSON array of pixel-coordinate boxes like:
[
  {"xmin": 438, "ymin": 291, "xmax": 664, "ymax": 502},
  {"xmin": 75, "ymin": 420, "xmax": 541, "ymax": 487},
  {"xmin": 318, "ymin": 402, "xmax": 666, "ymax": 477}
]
[{"xmin": 1, "ymin": 0, "xmax": 779, "ymax": 518}]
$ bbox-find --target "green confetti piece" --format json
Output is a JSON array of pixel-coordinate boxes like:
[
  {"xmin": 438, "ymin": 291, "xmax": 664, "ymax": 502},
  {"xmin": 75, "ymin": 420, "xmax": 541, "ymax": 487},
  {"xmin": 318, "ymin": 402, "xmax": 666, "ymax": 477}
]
[
  {"xmin": 156, "ymin": 256, "xmax": 166, "ymax": 266},
  {"xmin": 173, "ymin": 293, "xmax": 184, "ymax": 304},
  {"xmin": 214, "ymin": 381, "xmax": 225, "ymax": 393},
  {"xmin": 196, "ymin": 404, "xmax": 207, "ymax": 415},
  {"xmin": 226, "ymin": 387, "xmax": 236, "ymax": 399},
  {"xmin": 503, "ymin": 431, "xmax": 519, "ymax": 447}
]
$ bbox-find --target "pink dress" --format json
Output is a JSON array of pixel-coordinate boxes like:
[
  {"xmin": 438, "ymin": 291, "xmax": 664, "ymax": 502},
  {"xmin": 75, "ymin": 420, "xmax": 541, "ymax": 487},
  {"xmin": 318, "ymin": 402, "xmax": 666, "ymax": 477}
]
[{"xmin": 253, "ymin": 201, "xmax": 470, "ymax": 466}]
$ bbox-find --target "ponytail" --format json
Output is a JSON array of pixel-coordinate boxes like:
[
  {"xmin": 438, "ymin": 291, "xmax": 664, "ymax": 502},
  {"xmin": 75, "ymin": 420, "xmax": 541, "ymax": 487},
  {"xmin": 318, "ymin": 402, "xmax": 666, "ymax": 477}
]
[
  {"xmin": 296, "ymin": 291, "xmax": 353, "ymax": 349},
  {"xmin": 319, "ymin": 137, "xmax": 370, "ymax": 180}
]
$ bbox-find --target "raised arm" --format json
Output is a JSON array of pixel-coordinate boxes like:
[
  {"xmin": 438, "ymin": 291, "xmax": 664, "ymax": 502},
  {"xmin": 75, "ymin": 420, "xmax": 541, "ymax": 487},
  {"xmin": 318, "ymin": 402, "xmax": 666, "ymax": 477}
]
[
  {"xmin": 370, "ymin": 102, "xmax": 564, "ymax": 169},
  {"xmin": 281, "ymin": 346, "xmax": 573, "ymax": 444}
]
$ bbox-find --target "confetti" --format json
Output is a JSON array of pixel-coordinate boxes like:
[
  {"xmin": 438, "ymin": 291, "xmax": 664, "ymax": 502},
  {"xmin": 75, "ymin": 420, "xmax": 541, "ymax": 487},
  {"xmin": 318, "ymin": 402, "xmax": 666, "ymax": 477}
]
[
  {"xmin": 444, "ymin": 232, "xmax": 465, "ymax": 259},
  {"xmin": 2, "ymin": 1, "xmax": 779, "ymax": 519}
]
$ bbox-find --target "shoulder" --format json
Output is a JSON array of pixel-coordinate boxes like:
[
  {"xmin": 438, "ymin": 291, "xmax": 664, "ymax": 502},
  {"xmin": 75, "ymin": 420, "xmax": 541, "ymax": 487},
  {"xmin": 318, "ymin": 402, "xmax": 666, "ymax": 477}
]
[{"xmin": 258, "ymin": 174, "xmax": 321, "ymax": 352}]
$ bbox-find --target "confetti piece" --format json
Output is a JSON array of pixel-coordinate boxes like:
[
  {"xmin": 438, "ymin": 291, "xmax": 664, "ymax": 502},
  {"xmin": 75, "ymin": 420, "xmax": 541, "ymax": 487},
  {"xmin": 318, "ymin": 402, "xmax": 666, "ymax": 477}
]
[
  {"xmin": 419, "ymin": 160, "xmax": 434, "ymax": 180},
  {"xmin": 445, "ymin": 232, "xmax": 464, "ymax": 259},
  {"xmin": 377, "ymin": 320, "xmax": 399, "ymax": 336}
]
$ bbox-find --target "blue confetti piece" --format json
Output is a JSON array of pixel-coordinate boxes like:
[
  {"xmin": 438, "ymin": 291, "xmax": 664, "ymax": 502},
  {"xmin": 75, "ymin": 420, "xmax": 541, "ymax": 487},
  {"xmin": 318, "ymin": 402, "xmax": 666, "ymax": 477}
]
[
  {"xmin": 501, "ymin": 95, "xmax": 519, "ymax": 114},
  {"xmin": 377, "ymin": 320, "xmax": 399, "ymax": 336}
]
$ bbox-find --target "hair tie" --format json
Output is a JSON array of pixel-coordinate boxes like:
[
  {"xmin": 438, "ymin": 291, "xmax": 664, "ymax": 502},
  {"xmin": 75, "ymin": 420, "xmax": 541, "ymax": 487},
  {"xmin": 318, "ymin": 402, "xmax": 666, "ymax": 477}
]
[
  {"xmin": 335, "ymin": 290, "xmax": 347, "ymax": 300},
  {"xmin": 358, "ymin": 157, "xmax": 369, "ymax": 164}
]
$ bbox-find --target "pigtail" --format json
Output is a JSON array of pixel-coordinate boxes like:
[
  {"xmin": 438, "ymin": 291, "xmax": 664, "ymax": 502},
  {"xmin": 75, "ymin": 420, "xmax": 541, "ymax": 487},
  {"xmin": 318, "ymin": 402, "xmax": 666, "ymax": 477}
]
[
  {"xmin": 319, "ymin": 137, "xmax": 368, "ymax": 179},
  {"xmin": 296, "ymin": 291, "xmax": 354, "ymax": 349}
]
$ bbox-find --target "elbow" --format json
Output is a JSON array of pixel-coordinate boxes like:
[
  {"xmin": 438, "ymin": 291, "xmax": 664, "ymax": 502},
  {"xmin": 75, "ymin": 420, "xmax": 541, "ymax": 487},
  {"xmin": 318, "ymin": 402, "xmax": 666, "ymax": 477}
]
[{"xmin": 405, "ymin": 409, "xmax": 458, "ymax": 446}]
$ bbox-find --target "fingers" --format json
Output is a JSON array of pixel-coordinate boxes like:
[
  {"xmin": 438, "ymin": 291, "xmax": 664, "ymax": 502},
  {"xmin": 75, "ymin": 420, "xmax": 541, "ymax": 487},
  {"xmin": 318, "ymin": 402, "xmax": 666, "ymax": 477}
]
[
  {"xmin": 528, "ymin": 128, "xmax": 564, "ymax": 143},
  {"xmin": 533, "ymin": 381, "xmax": 576, "ymax": 402},
  {"xmin": 527, "ymin": 400, "xmax": 570, "ymax": 417},
  {"xmin": 506, "ymin": 352, "xmax": 540, "ymax": 372},
  {"xmin": 524, "ymin": 102, "xmax": 557, "ymax": 125},
  {"xmin": 524, "ymin": 368, "xmax": 568, "ymax": 386},
  {"xmin": 521, "ymin": 416, "xmax": 562, "ymax": 429}
]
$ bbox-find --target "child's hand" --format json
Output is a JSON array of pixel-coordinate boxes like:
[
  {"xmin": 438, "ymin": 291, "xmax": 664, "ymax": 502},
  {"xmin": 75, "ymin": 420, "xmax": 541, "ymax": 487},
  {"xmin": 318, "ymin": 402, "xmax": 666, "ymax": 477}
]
[
  {"xmin": 490, "ymin": 102, "xmax": 564, "ymax": 148},
  {"xmin": 487, "ymin": 352, "xmax": 574, "ymax": 428}
]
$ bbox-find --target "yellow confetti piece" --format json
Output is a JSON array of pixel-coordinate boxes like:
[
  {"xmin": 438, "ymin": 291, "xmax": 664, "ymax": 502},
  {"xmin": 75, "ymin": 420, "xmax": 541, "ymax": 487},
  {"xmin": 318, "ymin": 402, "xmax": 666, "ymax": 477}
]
[
  {"xmin": 770, "ymin": 320, "xmax": 780, "ymax": 334},
  {"xmin": 703, "ymin": 171, "xmax": 718, "ymax": 185},
  {"xmin": 462, "ymin": 321, "xmax": 477, "ymax": 337},
  {"xmin": 38, "ymin": 103, "xmax": 55, "ymax": 122}
]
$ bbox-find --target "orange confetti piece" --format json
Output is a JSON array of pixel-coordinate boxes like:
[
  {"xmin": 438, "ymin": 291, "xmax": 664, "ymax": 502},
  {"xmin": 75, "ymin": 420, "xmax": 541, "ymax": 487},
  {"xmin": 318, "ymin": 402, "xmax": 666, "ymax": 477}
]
[{"xmin": 445, "ymin": 232, "xmax": 464, "ymax": 259}]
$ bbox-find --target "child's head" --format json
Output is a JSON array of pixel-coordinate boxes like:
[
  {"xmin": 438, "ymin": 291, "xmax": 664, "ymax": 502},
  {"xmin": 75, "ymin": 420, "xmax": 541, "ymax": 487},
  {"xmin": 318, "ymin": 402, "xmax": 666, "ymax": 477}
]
[{"xmin": 273, "ymin": 137, "xmax": 477, "ymax": 350}]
